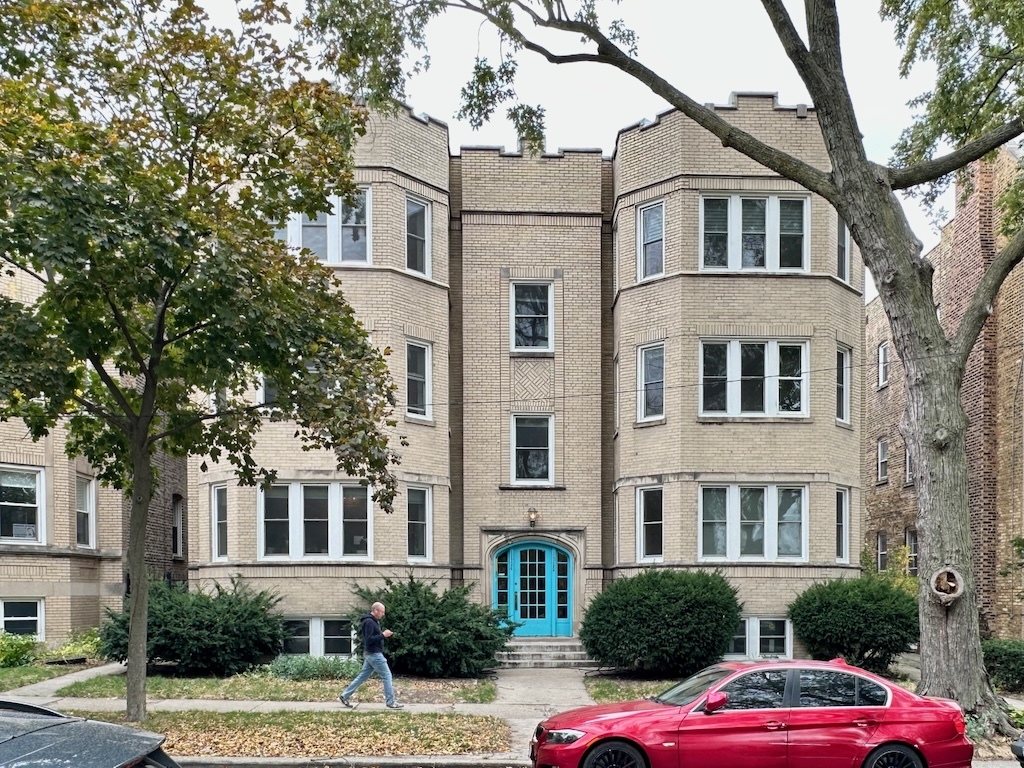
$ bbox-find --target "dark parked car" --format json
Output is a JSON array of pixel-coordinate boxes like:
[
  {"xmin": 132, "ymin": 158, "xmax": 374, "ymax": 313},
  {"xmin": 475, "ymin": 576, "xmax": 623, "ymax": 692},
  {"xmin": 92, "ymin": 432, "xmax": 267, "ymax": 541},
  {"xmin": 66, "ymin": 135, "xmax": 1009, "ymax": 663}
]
[
  {"xmin": 1011, "ymin": 733, "xmax": 1024, "ymax": 766},
  {"xmin": 530, "ymin": 658, "xmax": 972, "ymax": 768},
  {"xmin": 0, "ymin": 699, "xmax": 182, "ymax": 767}
]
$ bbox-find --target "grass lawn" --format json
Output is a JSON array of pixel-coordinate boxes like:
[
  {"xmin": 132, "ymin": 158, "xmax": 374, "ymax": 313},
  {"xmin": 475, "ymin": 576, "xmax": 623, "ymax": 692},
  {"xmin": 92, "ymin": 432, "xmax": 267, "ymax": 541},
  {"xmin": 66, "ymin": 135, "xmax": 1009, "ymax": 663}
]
[
  {"xmin": 0, "ymin": 662, "xmax": 95, "ymax": 692},
  {"xmin": 583, "ymin": 675, "xmax": 674, "ymax": 703},
  {"xmin": 70, "ymin": 709, "xmax": 510, "ymax": 758},
  {"xmin": 57, "ymin": 670, "xmax": 497, "ymax": 704}
]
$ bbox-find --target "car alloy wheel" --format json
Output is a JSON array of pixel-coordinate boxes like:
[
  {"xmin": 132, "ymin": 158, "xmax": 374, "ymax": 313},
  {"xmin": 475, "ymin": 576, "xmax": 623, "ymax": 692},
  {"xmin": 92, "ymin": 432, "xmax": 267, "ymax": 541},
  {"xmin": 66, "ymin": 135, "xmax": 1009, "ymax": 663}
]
[
  {"xmin": 582, "ymin": 740, "xmax": 645, "ymax": 768},
  {"xmin": 864, "ymin": 743, "xmax": 924, "ymax": 768}
]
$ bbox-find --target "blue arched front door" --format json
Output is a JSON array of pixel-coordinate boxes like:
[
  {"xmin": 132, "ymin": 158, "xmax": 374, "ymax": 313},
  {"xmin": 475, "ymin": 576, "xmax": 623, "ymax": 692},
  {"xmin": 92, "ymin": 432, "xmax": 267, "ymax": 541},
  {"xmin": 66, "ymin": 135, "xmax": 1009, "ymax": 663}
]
[{"xmin": 494, "ymin": 542, "xmax": 572, "ymax": 637}]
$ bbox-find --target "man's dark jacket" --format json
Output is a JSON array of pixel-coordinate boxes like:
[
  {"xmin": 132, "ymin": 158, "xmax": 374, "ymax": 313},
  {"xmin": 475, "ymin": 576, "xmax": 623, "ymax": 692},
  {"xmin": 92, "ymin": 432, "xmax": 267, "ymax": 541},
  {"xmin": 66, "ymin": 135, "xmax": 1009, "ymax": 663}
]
[{"xmin": 358, "ymin": 613, "xmax": 385, "ymax": 654}]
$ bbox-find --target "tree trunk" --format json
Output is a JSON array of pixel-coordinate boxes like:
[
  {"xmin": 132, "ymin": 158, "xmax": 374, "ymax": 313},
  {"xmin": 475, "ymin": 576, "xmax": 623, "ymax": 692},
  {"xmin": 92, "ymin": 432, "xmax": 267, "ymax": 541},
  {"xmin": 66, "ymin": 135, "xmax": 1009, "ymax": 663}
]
[{"xmin": 125, "ymin": 441, "xmax": 153, "ymax": 722}]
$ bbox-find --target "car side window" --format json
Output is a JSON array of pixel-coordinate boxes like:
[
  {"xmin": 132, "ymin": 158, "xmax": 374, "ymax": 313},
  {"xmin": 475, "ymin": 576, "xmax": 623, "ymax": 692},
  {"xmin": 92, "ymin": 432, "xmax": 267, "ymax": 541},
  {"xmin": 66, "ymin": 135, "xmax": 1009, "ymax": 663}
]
[
  {"xmin": 798, "ymin": 670, "xmax": 888, "ymax": 707},
  {"xmin": 719, "ymin": 670, "xmax": 788, "ymax": 709}
]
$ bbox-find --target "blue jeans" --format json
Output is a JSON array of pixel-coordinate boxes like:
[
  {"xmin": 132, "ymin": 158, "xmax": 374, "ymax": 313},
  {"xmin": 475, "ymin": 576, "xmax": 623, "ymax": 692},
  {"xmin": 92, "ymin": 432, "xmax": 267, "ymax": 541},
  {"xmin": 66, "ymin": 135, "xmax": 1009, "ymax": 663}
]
[{"xmin": 341, "ymin": 652, "xmax": 396, "ymax": 705}]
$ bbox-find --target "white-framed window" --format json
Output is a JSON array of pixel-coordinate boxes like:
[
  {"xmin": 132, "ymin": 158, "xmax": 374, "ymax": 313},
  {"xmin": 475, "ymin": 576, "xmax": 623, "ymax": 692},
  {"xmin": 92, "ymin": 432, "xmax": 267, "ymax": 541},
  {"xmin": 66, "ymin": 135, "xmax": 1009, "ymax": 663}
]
[
  {"xmin": 701, "ymin": 195, "xmax": 808, "ymax": 271},
  {"xmin": 75, "ymin": 476, "xmax": 94, "ymax": 548},
  {"xmin": 637, "ymin": 201, "xmax": 664, "ymax": 280},
  {"xmin": 835, "ymin": 488, "xmax": 849, "ymax": 563},
  {"xmin": 407, "ymin": 486, "xmax": 431, "ymax": 561},
  {"xmin": 837, "ymin": 215, "xmax": 850, "ymax": 282},
  {"xmin": 406, "ymin": 196, "xmax": 430, "ymax": 275},
  {"xmin": 877, "ymin": 531, "xmax": 888, "ymax": 571},
  {"xmin": 259, "ymin": 482, "xmax": 371, "ymax": 560},
  {"xmin": 636, "ymin": 486, "xmax": 663, "ymax": 562},
  {"xmin": 878, "ymin": 341, "xmax": 890, "ymax": 387},
  {"xmin": 906, "ymin": 528, "xmax": 919, "ymax": 576},
  {"xmin": 511, "ymin": 415, "xmax": 554, "ymax": 485},
  {"xmin": 290, "ymin": 189, "xmax": 371, "ymax": 264},
  {"xmin": 1, "ymin": 599, "xmax": 42, "ymax": 638},
  {"xmin": 510, "ymin": 283, "xmax": 554, "ymax": 352},
  {"xmin": 724, "ymin": 617, "xmax": 791, "ymax": 660},
  {"xmin": 406, "ymin": 341, "xmax": 431, "ymax": 419},
  {"xmin": 282, "ymin": 617, "xmax": 357, "ymax": 657},
  {"xmin": 612, "ymin": 224, "xmax": 619, "ymax": 295},
  {"xmin": 700, "ymin": 340, "xmax": 808, "ymax": 417},
  {"xmin": 637, "ymin": 343, "xmax": 665, "ymax": 421},
  {"xmin": 877, "ymin": 438, "xmax": 889, "ymax": 481},
  {"xmin": 836, "ymin": 346, "xmax": 851, "ymax": 423},
  {"xmin": 259, "ymin": 375, "xmax": 278, "ymax": 406},
  {"xmin": 212, "ymin": 485, "xmax": 228, "ymax": 561},
  {"xmin": 0, "ymin": 466, "xmax": 43, "ymax": 544},
  {"xmin": 171, "ymin": 494, "xmax": 183, "ymax": 557},
  {"xmin": 905, "ymin": 446, "xmax": 913, "ymax": 484},
  {"xmin": 699, "ymin": 484, "xmax": 807, "ymax": 561}
]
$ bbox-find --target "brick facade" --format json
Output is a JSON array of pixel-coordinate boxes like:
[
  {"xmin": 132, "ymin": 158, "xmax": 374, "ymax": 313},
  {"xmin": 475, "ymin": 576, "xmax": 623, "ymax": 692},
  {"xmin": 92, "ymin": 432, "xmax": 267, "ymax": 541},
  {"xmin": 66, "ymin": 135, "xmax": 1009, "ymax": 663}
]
[{"xmin": 864, "ymin": 146, "xmax": 1024, "ymax": 639}]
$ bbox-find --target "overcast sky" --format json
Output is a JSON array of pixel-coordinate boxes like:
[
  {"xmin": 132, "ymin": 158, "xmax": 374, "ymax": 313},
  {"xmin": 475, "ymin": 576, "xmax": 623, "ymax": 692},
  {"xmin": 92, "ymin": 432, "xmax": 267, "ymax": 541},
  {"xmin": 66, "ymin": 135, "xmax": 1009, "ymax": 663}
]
[{"xmin": 208, "ymin": 0, "xmax": 953, "ymax": 296}]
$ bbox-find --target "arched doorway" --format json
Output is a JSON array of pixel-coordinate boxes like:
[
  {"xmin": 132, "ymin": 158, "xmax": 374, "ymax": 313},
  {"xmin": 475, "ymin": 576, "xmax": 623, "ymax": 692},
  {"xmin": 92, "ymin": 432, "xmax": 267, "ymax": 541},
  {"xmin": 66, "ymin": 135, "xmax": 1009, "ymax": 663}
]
[{"xmin": 493, "ymin": 541, "xmax": 573, "ymax": 637}]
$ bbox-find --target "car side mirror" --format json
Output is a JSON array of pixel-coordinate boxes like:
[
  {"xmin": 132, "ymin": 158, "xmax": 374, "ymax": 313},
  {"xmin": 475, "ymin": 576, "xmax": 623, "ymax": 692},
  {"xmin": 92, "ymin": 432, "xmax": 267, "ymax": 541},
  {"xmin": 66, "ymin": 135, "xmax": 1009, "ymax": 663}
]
[{"xmin": 704, "ymin": 691, "xmax": 728, "ymax": 713}]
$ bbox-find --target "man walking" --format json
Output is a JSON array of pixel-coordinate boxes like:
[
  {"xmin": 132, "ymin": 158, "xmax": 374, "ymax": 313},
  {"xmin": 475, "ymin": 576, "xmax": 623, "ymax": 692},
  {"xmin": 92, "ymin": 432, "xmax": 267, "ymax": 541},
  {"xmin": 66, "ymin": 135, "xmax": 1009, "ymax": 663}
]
[{"xmin": 338, "ymin": 601, "xmax": 404, "ymax": 709}]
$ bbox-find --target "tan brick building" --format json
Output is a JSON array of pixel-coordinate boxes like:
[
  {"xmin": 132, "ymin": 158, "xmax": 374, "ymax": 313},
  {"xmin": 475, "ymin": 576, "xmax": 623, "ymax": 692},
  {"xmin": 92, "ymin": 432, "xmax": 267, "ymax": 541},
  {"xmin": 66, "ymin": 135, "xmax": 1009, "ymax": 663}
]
[
  {"xmin": 3, "ymin": 94, "xmax": 865, "ymax": 657},
  {"xmin": 184, "ymin": 96, "xmax": 864, "ymax": 660},
  {"xmin": 863, "ymin": 145, "xmax": 1024, "ymax": 640}
]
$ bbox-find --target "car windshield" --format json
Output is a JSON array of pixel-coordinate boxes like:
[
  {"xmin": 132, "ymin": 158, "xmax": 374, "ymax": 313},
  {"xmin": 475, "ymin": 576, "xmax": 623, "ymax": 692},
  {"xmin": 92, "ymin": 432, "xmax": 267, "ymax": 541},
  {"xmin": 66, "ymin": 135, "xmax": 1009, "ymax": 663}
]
[{"xmin": 651, "ymin": 666, "xmax": 733, "ymax": 706}]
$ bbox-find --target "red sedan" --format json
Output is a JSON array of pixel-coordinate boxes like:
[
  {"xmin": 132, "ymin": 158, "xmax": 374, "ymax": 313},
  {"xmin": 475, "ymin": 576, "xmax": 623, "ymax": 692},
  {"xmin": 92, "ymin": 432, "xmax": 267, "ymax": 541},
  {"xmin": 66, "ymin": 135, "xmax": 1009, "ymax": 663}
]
[{"xmin": 530, "ymin": 659, "xmax": 972, "ymax": 768}]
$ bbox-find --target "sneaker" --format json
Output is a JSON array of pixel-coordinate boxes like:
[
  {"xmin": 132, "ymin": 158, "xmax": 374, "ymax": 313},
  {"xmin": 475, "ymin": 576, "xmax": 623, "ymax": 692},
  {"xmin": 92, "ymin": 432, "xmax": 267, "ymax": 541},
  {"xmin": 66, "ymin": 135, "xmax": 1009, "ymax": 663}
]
[
  {"xmin": 338, "ymin": 695, "xmax": 357, "ymax": 709},
  {"xmin": 386, "ymin": 702, "xmax": 405, "ymax": 709}
]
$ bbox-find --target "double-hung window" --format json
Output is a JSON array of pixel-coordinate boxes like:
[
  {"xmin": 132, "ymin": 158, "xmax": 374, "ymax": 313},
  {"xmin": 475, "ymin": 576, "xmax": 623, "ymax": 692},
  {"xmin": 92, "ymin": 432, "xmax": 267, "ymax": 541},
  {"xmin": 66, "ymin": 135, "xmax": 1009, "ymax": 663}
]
[
  {"xmin": 637, "ymin": 487, "xmax": 663, "ymax": 561},
  {"xmin": 406, "ymin": 341, "xmax": 431, "ymax": 419},
  {"xmin": 877, "ymin": 438, "xmax": 889, "ymax": 481},
  {"xmin": 75, "ymin": 476, "xmax": 94, "ymax": 548},
  {"xmin": 637, "ymin": 343, "xmax": 665, "ymax": 421},
  {"xmin": 700, "ymin": 340, "xmax": 808, "ymax": 416},
  {"xmin": 699, "ymin": 484, "xmax": 807, "ymax": 561},
  {"xmin": 835, "ymin": 488, "xmax": 849, "ymax": 563},
  {"xmin": 905, "ymin": 447, "xmax": 914, "ymax": 484},
  {"xmin": 260, "ymin": 482, "xmax": 371, "ymax": 560},
  {"xmin": 512, "ymin": 415, "xmax": 554, "ymax": 485},
  {"xmin": 212, "ymin": 485, "xmax": 228, "ymax": 560},
  {"xmin": 1, "ymin": 599, "xmax": 42, "ymax": 638},
  {"xmin": 291, "ymin": 189, "xmax": 371, "ymax": 264},
  {"xmin": 878, "ymin": 341, "xmax": 890, "ymax": 387},
  {"xmin": 511, "ymin": 283, "xmax": 553, "ymax": 352},
  {"xmin": 637, "ymin": 202, "xmax": 664, "ymax": 280},
  {"xmin": 406, "ymin": 197, "xmax": 430, "ymax": 275},
  {"xmin": 877, "ymin": 531, "xmax": 888, "ymax": 571},
  {"xmin": 906, "ymin": 529, "xmax": 919, "ymax": 575},
  {"xmin": 0, "ymin": 467, "xmax": 42, "ymax": 543},
  {"xmin": 407, "ymin": 486, "xmax": 431, "ymax": 560},
  {"xmin": 836, "ymin": 346, "xmax": 851, "ymax": 422},
  {"xmin": 701, "ymin": 195, "xmax": 808, "ymax": 271},
  {"xmin": 837, "ymin": 215, "xmax": 850, "ymax": 282}
]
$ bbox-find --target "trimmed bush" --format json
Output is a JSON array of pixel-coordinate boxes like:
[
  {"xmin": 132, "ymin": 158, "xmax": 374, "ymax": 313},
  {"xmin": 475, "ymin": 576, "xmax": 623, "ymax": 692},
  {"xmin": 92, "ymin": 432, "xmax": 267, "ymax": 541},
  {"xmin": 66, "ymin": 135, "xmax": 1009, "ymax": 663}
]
[
  {"xmin": 788, "ymin": 576, "xmax": 918, "ymax": 674},
  {"xmin": 99, "ymin": 577, "xmax": 286, "ymax": 676},
  {"xmin": 579, "ymin": 569, "xmax": 742, "ymax": 678},
  {"xmin": 266, "ymin": 654, "xmax": 361, "ymax": 681},
  {"xmin": 40, "ymin": 627, "xmax": 101, "ymax": 663},
  {"xmin": 982, "ymin": 639, "xmax": 1024, "ymax": 692},
  {"xmin": 0, "ymin": 631, "xmax": 38, "ymax": 668},
  {"xmin": 352, "ymin": 575, "xmax": 516, "ymax": 678}
]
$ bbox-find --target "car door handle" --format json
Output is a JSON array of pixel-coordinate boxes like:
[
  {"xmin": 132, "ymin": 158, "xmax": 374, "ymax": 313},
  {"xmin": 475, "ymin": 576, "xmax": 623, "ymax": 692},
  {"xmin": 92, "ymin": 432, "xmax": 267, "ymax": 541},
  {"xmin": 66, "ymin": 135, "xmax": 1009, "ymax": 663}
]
[
  {"xmin": 764, "ymin": 721, "xmax": 787, "ymax": 731},
  {"xmin": 853, "ymin": 719, "xmax": 876, "ymax": 728}
]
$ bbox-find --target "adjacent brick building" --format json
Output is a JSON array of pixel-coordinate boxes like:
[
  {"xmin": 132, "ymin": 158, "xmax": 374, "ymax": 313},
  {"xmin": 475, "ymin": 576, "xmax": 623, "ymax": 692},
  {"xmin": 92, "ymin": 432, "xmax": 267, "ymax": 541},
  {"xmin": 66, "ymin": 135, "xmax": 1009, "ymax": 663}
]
[{"xmin": 864, "ymin": 145, "xmax": 1024, "ymax": 639}]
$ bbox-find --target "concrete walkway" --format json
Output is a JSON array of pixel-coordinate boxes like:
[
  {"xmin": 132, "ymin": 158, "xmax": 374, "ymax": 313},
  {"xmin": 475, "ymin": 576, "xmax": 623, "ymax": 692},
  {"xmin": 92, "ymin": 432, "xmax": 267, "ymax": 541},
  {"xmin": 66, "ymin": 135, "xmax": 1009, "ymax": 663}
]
[{"xmin": 4, "ymin": 661, "xmax": 1021, "ymax": 768}]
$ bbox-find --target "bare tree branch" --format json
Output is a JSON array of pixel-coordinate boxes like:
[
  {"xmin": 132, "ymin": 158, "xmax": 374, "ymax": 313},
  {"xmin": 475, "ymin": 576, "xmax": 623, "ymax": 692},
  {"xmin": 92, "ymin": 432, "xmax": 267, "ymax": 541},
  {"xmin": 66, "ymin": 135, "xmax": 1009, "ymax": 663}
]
[
  {"xmin": 953, "ymin": 226, "xmax": 1024, "ymax": 368},
  {"xmin": 890, "ymin": 117, "xmax": 1024, "ymax": 189}
]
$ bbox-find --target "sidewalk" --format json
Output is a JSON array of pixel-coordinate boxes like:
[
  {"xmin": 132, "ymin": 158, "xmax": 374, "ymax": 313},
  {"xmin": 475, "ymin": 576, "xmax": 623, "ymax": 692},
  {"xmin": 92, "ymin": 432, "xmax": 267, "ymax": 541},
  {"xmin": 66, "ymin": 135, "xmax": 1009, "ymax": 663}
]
[
  {"xmin": 5, "ymin": 660, "xmax": 1021, "ymax": 768},
  {"xmin": 5, "ymin": 662, "xmax": 590, "ymax": 767}
]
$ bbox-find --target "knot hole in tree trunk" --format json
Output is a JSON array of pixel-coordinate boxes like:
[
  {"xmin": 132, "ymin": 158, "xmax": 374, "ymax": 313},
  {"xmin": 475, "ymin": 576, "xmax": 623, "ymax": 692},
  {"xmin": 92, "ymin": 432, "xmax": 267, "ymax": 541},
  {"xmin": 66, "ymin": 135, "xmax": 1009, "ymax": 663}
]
[{"xmin": 930, "ymin": 567, "xmax": 963, "ymax": 606}]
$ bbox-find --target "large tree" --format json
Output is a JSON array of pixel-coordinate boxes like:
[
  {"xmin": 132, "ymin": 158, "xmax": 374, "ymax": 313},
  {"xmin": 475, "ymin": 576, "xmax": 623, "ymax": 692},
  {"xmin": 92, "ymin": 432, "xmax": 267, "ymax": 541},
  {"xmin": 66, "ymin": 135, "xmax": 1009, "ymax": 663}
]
[
  {"xmin": 0, "ymin": 0, "xmax": 400, "ymax": 721},
  {"xmin": 301, "ymin": 0, "xmax": 1024, "ymax": 733}
]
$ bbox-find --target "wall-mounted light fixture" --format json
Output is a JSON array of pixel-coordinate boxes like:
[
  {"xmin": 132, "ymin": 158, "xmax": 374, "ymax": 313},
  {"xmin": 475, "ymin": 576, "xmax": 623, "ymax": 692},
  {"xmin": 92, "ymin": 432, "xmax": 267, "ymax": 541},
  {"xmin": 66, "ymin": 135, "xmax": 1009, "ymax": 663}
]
[{"xmin": 528, "ymin": 507, "xmax": 539, "ymax": 528}]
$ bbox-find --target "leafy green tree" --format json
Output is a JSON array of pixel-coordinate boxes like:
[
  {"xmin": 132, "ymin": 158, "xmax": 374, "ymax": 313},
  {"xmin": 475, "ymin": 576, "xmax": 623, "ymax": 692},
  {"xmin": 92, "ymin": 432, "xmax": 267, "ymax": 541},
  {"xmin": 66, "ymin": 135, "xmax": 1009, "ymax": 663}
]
[
  {"xmin": 301, "ymin": 0, "xmax": 1024, "ymax": 734},
  {"xmin": 0, "ymin": 0, "xmax": 399, "ymax": 720}
]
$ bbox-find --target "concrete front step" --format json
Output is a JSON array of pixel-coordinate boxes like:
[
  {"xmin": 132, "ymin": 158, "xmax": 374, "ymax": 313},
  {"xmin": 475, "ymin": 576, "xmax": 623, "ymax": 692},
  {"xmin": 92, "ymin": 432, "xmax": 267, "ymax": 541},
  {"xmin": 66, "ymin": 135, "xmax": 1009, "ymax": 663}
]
[{"xmin": 497, "ymin": 638, "xmax": 600, "ymax": 668}]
